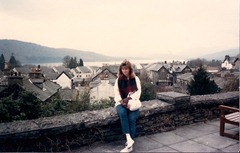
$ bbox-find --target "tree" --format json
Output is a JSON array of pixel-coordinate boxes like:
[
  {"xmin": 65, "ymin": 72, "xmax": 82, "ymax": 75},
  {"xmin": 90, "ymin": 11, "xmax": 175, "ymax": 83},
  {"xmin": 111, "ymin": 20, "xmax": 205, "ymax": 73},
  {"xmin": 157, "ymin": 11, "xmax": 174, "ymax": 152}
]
[
  {"xmin": 66, "ymin": 57, "xmax": 78, "ymax": 69},
  {"xmin": 0, "ymin": 90, "xmax": 41, "ymax": 123},
  {"xmin": 139, "ymin": 69, "xmax": 151, "ymax": 83},
  {"xmin": 140, "ymin": 82, "xmax": 156, "ymax": 101},
  {"xmin": 8, "ymin": 53, "xmax": 21, "ymax": 69},
  {"xmin": 62, "ymin": 55, "xmax": 71, "ymax": 67},
  {"xmin": 187, "ymin": 66, "xmax": 220, "ymax": 95},
  {"xmin": 68, "ymin": 88, "xmax": 91, "ymax": 112},
  {"xmin": 73, "ymin": 57, "xmax": 78, "ymax": 68},
  {"xmin": 18, "ymin": 91, "xmax": 41, "ymax": 120},
  {"xmin": 139, "ymin": 69, "xmax": 156, "ymax": 101},
  {"xmin": 68, "ymin": 57, "xmax": 74, "ymax": 69},
  {"xmin": 208, "ymin": 59, "xmax": 222, "ymax": 67},
  {"xmin": 0, "ymin": 54, "xmax": 5, "ymax": 71},
  {"xmin": 78, "ymin": 58, "xmax": 84, "ymax": 66},
  {"xmin": 187, "ymin": 58, "xmax": 205, "ymax": 68}
]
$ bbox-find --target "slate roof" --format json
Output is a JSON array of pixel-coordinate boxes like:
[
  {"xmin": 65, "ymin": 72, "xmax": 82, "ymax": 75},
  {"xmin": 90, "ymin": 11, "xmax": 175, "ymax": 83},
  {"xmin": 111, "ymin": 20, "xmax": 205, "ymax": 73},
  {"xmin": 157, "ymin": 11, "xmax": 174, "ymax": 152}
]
[
  {"xmin": 144, "ymin": 63, "xmax": 158, "ymax": 71},
  {"xmin": 177, "ymin": 72, "xmax": 193, "ymax": 82},
  {"xmin": 56, "ymin": 71, "xmax": 74, "ymax": 80},
  {"xmin": 76, "ymin": 66, "xmax": 91, "ymax": 73},
  {"xmin": 223, "ymin": 55, "xmax": 239, "ymax": 64},
  {"xmin": 91, "ymin": 68, "xmax": 117, "ymax": 81},
  {"xmin": 145, "ymin": 62, "xmax": 190, "ymax": 74},
  {"xmin": 53, "ymin": 66, "xmax": 70, "ymax": 73},
  {"xmin": 101, "ymin": 65, "xmax": 119, "ymax": 74},
  {"xmin": 39, "ymin": 66, "xmax": 54, "ymax": 74},
  {"xmin": 172, "ymin": 65, "xmax": 189, "ymax": 73},
  {"xmin": 22, "ymin": 79, "xmax": 61, "ymax": 102},
  {"xmin": 145, "ymin": 62, "xmax": 170, "ymax": 72},
  {"xmin": 44, "ymin": 73, "xmax": 59, "ymax": 80},
  {"xmin": 44, "ymin": 80, "xmax": 61, "ymax": 94},
  {"xmin": 29, "ymin": 78, "xmax": 44, "ymax": 84},
  {"xmin": 13, "ymin": 67, "xmax": 32, "ymax": 74}
]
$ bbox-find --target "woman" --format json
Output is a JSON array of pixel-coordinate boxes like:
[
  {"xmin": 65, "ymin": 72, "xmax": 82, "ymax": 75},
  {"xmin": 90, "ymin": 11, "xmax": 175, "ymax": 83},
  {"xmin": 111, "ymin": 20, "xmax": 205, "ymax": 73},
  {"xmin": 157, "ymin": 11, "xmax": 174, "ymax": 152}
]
[{"xmin": 114, "ymin": 59, "xmax": 141, "ymax": 153}]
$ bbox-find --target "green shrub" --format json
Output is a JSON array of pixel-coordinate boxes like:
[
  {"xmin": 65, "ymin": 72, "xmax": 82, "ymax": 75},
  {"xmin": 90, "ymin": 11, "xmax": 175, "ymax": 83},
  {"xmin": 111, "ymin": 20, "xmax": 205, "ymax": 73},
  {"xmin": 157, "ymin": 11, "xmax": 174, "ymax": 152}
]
[
  {"xmin": 140, "ymin": 82, "xmax": 157, "ymax": 101},
  {"xmin": 0, "ymin": 91, "xmax": 41, "ymax": 123},
  {"xmin": 187, "ymin": 66, "xmax": 220, "ymax": 95}
]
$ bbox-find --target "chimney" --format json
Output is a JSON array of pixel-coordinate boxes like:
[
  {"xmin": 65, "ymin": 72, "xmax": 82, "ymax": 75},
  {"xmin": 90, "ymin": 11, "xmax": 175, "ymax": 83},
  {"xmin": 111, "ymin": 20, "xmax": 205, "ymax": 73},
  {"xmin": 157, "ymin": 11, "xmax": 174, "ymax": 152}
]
[{"xmin": 8, "ymin": 72, "xmax": 23, "ymax": 86}]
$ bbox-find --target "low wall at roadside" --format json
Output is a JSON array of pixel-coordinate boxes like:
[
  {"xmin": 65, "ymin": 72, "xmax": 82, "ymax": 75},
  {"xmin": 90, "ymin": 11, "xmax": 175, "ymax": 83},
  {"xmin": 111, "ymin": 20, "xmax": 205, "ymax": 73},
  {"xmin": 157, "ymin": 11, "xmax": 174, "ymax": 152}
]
[{"xmin": 0, "ymin": 91, "xmax": 238, "ymax": 152}]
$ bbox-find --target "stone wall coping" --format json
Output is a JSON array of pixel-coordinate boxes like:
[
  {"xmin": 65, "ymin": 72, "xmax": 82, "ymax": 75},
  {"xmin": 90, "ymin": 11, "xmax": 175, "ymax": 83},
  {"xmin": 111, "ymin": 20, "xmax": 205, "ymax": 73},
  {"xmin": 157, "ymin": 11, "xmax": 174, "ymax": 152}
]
[{"xmin": 157, "ymin": 92, "xmax": 189, "ymax": 98}]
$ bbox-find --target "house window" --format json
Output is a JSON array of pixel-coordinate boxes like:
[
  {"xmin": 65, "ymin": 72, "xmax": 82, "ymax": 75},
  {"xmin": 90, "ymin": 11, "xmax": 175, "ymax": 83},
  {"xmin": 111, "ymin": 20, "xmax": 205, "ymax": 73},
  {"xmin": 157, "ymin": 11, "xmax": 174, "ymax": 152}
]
[{"xmin": 105, "ymin": 72, "xmax": 108, "ymax": 78}]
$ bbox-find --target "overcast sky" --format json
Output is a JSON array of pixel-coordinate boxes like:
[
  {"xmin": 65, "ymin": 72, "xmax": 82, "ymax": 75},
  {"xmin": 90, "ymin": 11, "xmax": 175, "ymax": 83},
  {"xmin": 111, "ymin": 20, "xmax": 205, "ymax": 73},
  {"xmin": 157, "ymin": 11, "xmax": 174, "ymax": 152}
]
[{"xmin": 0, "ymin": 0, "xmax": 239, "ymax": 59}]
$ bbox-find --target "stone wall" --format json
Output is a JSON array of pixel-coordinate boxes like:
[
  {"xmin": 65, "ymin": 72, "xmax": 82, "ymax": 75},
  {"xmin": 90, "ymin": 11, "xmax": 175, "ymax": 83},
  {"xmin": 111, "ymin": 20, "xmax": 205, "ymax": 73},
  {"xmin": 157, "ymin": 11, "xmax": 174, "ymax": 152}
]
[{"xmin": 0, "ymin": 91, "xmax": 238, "ymax": 152}]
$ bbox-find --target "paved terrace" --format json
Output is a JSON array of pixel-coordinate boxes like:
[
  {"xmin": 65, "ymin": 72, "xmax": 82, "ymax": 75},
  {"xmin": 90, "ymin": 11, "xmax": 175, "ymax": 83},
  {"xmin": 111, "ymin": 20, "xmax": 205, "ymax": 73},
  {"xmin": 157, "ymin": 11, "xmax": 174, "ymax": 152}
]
[{"xmin": 73, "ymin": 119, "xmax": 239, "ymax": 152}]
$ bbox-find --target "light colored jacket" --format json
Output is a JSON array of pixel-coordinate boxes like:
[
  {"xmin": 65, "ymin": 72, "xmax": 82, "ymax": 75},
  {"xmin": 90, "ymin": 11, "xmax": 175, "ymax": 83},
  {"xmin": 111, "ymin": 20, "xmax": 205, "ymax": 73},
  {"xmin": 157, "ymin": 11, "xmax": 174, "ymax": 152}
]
[{"xmin": 114, "ymin": 76, "xmax": 141, "ymax": 107}]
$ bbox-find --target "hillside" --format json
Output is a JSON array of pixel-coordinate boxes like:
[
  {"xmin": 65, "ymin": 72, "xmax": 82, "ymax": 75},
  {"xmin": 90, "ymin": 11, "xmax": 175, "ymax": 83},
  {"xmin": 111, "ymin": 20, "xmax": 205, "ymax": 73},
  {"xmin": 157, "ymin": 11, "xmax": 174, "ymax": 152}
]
[
  {"xmin": 0, "ymin": 39, "xmax": 238, "ymax": 64},
  {"xmin": 0, "ymin": 39, "xmax": 122, "ymax": 64},
  {"xmin": 199, "ymin": 48, "xmax": 239, "ymax": 61}
]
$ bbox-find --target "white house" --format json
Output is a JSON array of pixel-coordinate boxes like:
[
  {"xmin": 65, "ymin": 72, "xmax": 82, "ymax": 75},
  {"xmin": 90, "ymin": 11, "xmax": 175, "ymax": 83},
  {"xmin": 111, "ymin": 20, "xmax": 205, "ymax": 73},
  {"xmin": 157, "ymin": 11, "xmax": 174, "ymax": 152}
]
[
  {"xmin": 221, "ymin": 55, "xmax": 240, "ymax": 70},
  {"xmin": 90, "ymin": 68, "xmax": 117, "ymax": 102},
  {"xmin": 90, "ymin": 79, "xmax": 115, "ymax": 102},
  {"xmin": 54, "ymin": 71, "xmax": 73, "ymax": 89},
  {"xmin": 71, "ymin": 66, "xmax": 92, "ymax": 81}
]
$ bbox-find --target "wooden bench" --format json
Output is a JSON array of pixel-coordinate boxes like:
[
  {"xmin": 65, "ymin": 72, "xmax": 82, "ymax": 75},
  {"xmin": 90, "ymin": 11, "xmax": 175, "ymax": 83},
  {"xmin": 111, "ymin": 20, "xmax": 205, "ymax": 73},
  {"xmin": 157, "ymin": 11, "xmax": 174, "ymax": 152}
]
[{"xmin": 219, "ymin": 105, "xmax": 239, "ymax": 140}]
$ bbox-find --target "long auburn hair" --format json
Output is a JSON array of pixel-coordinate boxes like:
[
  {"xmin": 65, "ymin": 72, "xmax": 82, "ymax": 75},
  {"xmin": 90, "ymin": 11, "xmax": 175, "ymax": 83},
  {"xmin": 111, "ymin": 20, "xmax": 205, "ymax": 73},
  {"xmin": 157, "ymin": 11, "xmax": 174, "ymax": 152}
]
[{"xmin": 118, "ymin": 59, "xmax": 136, "ymax": 79}]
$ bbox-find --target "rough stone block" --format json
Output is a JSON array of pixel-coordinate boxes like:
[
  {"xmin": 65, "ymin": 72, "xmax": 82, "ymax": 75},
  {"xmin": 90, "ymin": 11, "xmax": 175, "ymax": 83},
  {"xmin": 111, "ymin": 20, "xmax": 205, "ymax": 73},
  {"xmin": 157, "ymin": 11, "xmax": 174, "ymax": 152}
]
[{"xmin": 157, "ymin": 92, "xmax": 190, "ymax": 105}]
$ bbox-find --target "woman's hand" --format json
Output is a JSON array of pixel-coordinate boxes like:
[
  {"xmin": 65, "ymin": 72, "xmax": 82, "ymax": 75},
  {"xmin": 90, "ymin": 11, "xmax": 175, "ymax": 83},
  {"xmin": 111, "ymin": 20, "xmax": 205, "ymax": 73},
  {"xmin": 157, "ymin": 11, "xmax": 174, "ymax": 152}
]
[{"xmin": 120, "ymin": 97, "xmax": 132, "ymax": 108}]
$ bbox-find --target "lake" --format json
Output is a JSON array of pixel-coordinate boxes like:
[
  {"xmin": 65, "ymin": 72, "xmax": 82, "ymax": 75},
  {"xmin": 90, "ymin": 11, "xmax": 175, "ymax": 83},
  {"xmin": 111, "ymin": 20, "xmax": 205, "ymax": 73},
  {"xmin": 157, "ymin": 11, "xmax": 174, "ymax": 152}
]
[{"xmin": 24, "ymin": 59, "xmax": 185, "ymax": 69}]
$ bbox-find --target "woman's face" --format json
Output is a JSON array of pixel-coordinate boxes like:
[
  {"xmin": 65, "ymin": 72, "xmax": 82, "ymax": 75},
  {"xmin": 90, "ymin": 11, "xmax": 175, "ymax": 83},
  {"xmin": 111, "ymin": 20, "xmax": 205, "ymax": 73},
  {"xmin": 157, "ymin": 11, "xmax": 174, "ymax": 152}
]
[{"xmin": 121, "ymin": 66, "xmax": 130, "ymax": 77}]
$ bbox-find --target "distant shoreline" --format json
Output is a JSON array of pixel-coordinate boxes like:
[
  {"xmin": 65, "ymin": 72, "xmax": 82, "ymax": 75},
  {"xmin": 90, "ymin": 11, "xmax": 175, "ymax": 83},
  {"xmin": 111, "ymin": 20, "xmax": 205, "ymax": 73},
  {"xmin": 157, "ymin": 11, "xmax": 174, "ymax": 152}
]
[{"xmin": 22, "ymin": 59, "xmax": 186, "ymax": 68}]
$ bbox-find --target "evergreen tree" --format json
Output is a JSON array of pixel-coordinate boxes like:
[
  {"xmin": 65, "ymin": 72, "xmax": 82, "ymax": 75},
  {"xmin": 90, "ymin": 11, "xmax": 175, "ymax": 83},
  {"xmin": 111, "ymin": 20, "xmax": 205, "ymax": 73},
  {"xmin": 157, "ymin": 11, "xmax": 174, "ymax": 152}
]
[
  {"xmin": 9, "ymin": 53, "xmax": 21, "ymax": 69},
  {"xmin": 68, "ymin": 57, "xmax": 74, "ymax": 69},
  {"xmin": 0, "ymin": 54, "xmax": 5, "ymax": 71},
  {"xmin": 67, "ymin": 57, "xmax": 78, "ymax": 69},
  {"xmin": 79, "ymin": 58, "xmax": 84, "ymax": 66},
  {"xmin": 73, "ymin": 57, "xmax": 78, "ymax": 68},
  {"xmin": 187, "ymin": 66, "xmax": 220, "ymax": 95},
  {"xmin": 9, "ymin": 53, "xmax": 17, "ymax": 67}
]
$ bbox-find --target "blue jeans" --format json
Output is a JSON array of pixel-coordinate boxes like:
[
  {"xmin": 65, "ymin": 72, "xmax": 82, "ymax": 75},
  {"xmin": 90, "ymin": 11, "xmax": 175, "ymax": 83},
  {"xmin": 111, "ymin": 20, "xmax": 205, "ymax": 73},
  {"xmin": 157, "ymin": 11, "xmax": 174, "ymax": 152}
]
[{"xmin": 116, "ymin": 105, "xmax": 139, "ymax": 139}]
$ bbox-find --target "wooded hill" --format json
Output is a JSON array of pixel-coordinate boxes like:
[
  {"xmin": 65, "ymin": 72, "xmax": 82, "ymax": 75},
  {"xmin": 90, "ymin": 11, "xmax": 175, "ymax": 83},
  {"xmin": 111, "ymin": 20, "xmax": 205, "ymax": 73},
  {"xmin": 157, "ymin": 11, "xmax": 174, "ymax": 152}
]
[
  {"xmin": 0, "ymin": 39, "xmax": 238, "ymax": 64},
  {"xmin": 0, "ymin": 39, "xmax": 122, "ymax": 64}
]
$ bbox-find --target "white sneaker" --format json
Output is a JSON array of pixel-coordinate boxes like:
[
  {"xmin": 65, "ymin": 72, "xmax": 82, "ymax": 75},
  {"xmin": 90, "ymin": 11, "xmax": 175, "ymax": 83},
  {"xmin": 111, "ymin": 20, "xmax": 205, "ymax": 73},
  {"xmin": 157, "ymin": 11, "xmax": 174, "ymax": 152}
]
[
  {"xmin": 126, "ymin": 139, "xmax": 134, "ymax": 148},
  {"xmin": 120, "ymin": 146, "xmax": 133, "ymax": 153}
]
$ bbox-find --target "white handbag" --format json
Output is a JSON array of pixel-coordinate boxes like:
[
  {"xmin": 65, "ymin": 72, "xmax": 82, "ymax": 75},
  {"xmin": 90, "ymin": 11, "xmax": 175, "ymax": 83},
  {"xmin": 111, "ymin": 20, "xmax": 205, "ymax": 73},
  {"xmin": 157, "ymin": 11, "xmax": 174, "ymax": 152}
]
[{"xmin": 128, "ymin": 99, "xmax": 142, "ymax": 111}]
